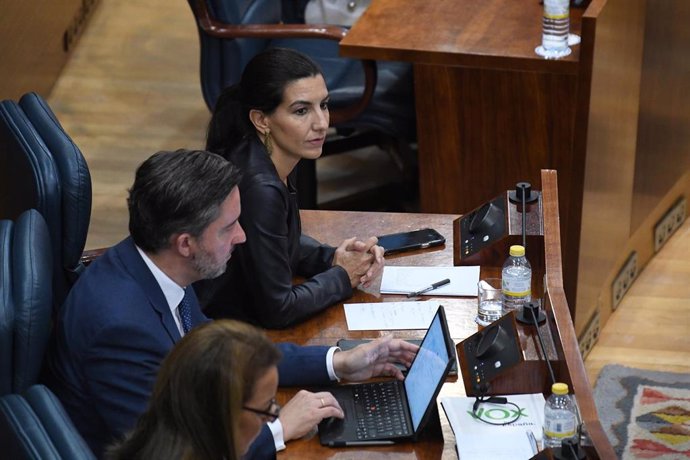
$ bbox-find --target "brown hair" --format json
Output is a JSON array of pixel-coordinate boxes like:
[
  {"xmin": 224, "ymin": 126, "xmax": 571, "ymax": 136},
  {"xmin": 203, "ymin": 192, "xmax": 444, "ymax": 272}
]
[{"xmin": 107, "ymin": 320, "xmax": 281, "ymax": 460}]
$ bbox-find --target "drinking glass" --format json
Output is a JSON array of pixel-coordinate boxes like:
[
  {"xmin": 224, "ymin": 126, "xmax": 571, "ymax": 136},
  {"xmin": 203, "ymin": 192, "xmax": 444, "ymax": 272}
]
[{"xmin": 476, "ymin": 278, "xmax": 503, "ymax": 326}]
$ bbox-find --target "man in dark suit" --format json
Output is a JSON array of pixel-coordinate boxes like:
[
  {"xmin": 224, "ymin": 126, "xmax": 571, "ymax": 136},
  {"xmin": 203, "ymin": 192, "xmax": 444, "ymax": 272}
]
[{"xmin": 45, "ymin": 149, "xmax": 416, "ymax": 458}]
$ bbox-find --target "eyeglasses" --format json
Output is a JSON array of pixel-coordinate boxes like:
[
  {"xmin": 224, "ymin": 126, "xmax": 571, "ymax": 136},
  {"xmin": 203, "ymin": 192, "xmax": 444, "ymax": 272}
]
[{"xmin": 243, "ymin": 398, "xmax": 281, "ymax": 423}]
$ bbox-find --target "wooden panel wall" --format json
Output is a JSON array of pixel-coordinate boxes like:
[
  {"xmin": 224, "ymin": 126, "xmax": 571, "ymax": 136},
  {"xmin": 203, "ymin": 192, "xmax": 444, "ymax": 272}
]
[
  {"xmin": 632, "ymin": 0, "xmax": 690, "ymax": 230},
  {"xmin": 576, "ymin": 0, "xmax": 690, "ymax": 335},
  {"xmin": 414, "ymin": 66, "xmax": 581, "ymax": 307},
  {"xmin": 0, "ymin": 0, "xmax": 97, "ymax": 99},
  {"xmin": 415, "ymin": 66, "xmax": 579, "ymax": 215},
  {"xmin": 575, "ymin": 0, "xmax": 648, "ymax": 333}
]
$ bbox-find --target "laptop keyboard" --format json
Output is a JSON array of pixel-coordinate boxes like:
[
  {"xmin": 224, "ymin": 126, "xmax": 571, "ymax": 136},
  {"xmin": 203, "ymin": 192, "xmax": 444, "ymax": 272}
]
[{"xmin": 353, "ymin": 381, "xmax": 409, "ymax": 440}]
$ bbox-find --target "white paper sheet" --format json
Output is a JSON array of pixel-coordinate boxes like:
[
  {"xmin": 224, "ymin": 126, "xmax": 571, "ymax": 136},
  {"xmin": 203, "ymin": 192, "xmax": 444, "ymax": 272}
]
[
  {"xmin": 343, "ymin": 300, "xmax": 440, "ymax": 330},
  {"xmin": 453, "ymin": 431, "xmax": 536, "ymax": 460},
  {"xmin": 380, "ymin": 266, "xmax": 480, "ymax": 296}
]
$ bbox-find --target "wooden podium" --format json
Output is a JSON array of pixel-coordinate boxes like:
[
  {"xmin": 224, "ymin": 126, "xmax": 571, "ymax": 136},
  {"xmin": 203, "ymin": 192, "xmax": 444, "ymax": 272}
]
[{"xmin": 270, "ymin": 170, "xmax": 615, "ymax": 458}]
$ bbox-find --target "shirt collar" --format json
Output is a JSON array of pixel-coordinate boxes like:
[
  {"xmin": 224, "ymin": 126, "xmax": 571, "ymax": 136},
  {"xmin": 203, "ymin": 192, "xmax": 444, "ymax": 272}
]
[{"xmin": 135, "ymin": 245, "xmax": 185, "ymax": 316}]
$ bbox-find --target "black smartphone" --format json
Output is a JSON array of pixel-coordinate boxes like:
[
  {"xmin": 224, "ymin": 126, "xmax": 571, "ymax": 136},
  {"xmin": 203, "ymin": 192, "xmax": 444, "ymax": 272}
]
[{"xmin": 376, "ymin": 228, "xmax": 445, "ymax": 255}]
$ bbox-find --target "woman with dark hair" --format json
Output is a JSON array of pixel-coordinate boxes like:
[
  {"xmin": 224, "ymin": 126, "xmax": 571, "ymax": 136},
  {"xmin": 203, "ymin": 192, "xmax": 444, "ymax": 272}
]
[
  {"xmin": 196, "ymin": 47, "xmax": 385, "ymax": 329},
  {"xmin": 107, "ymin": 320, "xmax": 282, "ymax": 460}
]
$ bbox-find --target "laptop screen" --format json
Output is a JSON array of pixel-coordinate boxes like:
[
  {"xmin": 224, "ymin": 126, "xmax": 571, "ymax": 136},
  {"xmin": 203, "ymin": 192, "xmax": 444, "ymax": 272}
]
[{"xmin": 403, "ymin": 309, "xmax": 451, "ymax": 431}]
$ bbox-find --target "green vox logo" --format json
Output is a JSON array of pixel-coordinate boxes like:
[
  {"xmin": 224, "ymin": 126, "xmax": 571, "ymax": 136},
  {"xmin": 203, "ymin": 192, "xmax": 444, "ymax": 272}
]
[{"xmin": 468, "ymin": 406, "xmax": 528, "ymax": 421}]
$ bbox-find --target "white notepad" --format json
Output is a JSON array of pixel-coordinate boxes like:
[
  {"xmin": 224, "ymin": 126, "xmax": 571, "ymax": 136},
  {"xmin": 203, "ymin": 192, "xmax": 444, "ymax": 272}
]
[{"xmin": 380, "ymin": 266, "xmax": 480, "ymax": 296}]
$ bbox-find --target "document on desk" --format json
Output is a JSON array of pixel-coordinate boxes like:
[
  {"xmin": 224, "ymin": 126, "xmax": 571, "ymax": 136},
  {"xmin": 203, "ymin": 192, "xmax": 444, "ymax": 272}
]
[
  {"xmin": 440, "ymin": 393, "xmax": 546, "ymax": 460},
  {"xmin": 380, "ymin": 266, "xmax": 480, "ymax": 296},
  {"xmin": 452, "ymin": 430, "xmax": 536, "ymax": 460},
  {"xmin": 344, "ymin": 300, "xmax": 440, "ymax": 330}
]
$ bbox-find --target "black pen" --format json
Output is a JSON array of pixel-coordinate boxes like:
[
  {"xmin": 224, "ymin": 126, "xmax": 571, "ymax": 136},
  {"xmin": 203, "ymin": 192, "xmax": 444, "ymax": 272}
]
[{"xmin": 406, "ymin": 278, "xmax": 451, "ymax": 297}]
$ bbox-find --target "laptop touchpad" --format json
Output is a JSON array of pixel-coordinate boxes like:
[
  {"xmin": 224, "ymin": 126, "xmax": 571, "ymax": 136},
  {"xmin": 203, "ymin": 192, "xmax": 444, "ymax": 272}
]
[{"xmin": 319, "ymin": 398, "xmax": 355, "ymax": 439}]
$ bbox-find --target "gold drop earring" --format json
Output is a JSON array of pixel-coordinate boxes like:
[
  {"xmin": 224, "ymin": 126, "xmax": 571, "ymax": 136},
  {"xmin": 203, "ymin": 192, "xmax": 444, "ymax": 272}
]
[{"xmin": 263, "ymin": 130, "xmax": 273, "ymax": 155}]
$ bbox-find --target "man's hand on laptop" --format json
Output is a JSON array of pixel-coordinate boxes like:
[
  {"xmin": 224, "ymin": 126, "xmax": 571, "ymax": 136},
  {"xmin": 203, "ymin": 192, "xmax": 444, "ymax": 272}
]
[
  {"xmin": 280, "ymin": 390, "xmax": 344, "ymax": 442},
  {"xmin": 333, "ymin": 335, "xmax": 419, "ymax": 382}
]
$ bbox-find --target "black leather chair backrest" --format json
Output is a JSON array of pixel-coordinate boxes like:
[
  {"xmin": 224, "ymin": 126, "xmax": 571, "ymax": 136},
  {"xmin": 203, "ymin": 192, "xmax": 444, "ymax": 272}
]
[
  {"xmin": 199, "ymin": 0, "xmax": 278, "ymax": 105},
  {"xmin": 0, "ymin": 210, "xmax": 52, "ymax": 396},
  {"xmin": 0, "ymin": 211, "xmax": 94, "ymax": 459},
  {"xmin": 0, "ymin": 392, "xmax": 62, "ymax": 459},
  {"xmin": 0, "ymin": 385, "xmax": 95, "ymax": 460},
  {"xmin": 0, "ymin": 93, "xmax": 91, "ymax": 308}
]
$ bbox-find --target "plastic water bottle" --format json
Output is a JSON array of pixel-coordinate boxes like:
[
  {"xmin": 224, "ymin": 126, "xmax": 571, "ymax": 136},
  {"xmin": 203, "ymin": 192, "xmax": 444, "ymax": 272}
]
[
  {"xmin": 543, "ymin": 382, "xmax": 579, "ymax": 449},
  {"xmin": 542, "ymin": 0, "xmax": 569, "ymax": 50},
  {"xmin": 501, "ymin": 245, "xmax": 531, "ymax": 313},
  {"xmin": 535, "ymin": 0, "xmax": 572, "ymax": 59}
]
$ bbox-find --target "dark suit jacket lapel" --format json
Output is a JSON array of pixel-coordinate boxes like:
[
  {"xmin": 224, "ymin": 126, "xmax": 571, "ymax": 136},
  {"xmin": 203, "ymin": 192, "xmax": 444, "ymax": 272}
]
[{"xmin": 115, "ymin": 237, "xmax": 182, "ymax": 343}]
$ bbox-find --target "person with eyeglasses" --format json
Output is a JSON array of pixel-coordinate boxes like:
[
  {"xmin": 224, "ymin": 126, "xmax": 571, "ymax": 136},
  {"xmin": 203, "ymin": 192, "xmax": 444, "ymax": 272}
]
[{"xmin": 107, "ymin": 320, "xmax": 283, "ymax": 459}]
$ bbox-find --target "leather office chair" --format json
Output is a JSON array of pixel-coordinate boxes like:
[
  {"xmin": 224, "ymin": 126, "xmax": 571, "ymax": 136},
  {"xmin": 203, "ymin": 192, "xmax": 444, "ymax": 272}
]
[
  {"xmin": 187, "ymin": 0, "xmax": 417, "ymax": 209},
  {"xmin": 0, "ymin": 209, "xmax": 52, "ymax": 396},
  {"xmin": 0, "ymin": 385, "xmax": 96, "ymax": 460},
  {"xmin": 0, "ymin": 211, "xmax": 95, "ymax": 459},
  {"xmin": 0, "ymin": 92, "xmax": 92, "ymax": 309}
]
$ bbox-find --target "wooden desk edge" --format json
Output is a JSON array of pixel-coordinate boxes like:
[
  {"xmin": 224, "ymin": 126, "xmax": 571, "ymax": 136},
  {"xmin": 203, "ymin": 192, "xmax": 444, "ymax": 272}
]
[{"xmin": 542, "ymin": 170, "xmax": 616, "ymax": 459}]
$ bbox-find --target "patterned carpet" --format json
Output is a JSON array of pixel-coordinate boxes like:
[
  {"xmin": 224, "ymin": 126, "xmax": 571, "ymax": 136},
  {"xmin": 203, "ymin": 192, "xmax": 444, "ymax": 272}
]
[{"xmin": 593, "ymin": 364, "xmax": 690, "ymax": 459}]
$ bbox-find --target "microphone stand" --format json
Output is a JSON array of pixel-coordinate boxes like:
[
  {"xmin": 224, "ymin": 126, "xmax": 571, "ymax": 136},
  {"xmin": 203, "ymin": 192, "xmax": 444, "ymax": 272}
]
[
  {"xmin": 524, "ymin": 303, "xmax": 556, "ymax": 386},
  {"xmin": 522, "ymin": 183, "xmax": 527, "ymax": 249},
  {"xmin": 508, "ymin": 181, "xmax": 538, "ymax": 250},
  {"xmin": 514, "ymin": 181, "xmax": 545, "ymax": 326}
]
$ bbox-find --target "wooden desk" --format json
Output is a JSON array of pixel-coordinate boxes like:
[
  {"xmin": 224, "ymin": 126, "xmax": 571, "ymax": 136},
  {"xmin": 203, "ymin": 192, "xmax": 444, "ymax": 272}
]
[
  {"xmin": 339, "ymin": 0, "xmax": 686, "ymax": 343},
  {"xmin": 271, "ymin": 211, "xmax": 465, "ymax": 459},
  {"xmin": 339, "ymin": 0, "xmax": 582, "ymax": 72},
  {"xmin": 338, "ymin": 0, "xmax": 593, "ymax": 319},
  {"xmin": 268, "ymin": 171, "xmax": 615, "ymax": 458},
  {"xmin": 339, "ymin": 0, "xmax": 587, "ymax": 239}
]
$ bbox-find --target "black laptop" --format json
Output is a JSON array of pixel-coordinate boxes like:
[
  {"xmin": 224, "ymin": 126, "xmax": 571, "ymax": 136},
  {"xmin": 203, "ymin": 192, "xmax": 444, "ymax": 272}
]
[{"xmin": 318, "ymin": 306, "xmax": 454, "ymax": 446}]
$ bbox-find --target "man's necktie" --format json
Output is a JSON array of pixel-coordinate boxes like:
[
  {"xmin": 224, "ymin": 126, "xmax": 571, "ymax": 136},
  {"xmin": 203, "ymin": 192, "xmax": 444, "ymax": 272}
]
[{"xmin": 178, "ymin": 288, "xmax": 193, "ymax": 334}]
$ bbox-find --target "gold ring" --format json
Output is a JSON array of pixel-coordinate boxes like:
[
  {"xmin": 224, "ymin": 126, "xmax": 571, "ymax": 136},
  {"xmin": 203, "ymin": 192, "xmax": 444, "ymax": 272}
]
[{"xmin": 320, "ymin": 398, "xmax": 325, "ymax": 408}]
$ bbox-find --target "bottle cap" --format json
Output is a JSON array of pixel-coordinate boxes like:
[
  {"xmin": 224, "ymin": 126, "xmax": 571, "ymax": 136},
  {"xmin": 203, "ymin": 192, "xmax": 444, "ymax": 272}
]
[
  {"xmin": 509, "ymin": 245, "xmax": 525, "ymax": 257},
  {"xmin": 552, "ymin": 382, "xmax": 569, "ymax": 395}
]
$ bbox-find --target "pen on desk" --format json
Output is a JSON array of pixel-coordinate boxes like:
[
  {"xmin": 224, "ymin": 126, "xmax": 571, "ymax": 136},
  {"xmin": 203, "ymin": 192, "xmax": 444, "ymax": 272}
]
[
  {"xmin": 526, "ymin": 429, "xmax": 539, "ymax": 455},
  {"xmin": 406, "ymin": 278, "xmax": 451, "ymax": 298}
]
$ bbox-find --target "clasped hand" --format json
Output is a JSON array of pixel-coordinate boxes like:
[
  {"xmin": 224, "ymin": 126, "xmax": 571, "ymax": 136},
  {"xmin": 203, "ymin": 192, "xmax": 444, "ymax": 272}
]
[{"xmin": 332, "ymin": 236, "xmax": 385, "ymax": 288}]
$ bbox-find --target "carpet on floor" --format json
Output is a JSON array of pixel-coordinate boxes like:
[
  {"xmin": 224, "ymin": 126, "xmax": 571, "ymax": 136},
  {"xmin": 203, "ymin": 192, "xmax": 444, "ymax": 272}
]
[{"xmin": 593, "ymin": 364, "xmax": 690, "ymax": 459}]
